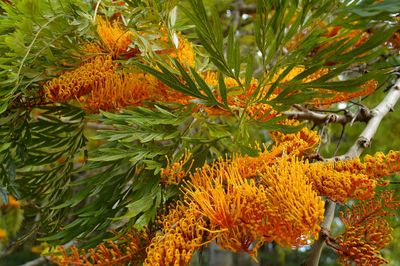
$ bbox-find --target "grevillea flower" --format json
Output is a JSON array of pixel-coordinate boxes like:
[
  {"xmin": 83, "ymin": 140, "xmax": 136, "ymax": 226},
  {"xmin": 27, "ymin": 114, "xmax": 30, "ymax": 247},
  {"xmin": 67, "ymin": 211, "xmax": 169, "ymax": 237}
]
[
  {"xmin": 84, "ymin": 72, "xmax": 153, "ymax": 111},
  {"xmin": 44, "ymin": 55, "xmax": 116, "ymax": 102},
  {"xmin": 184, "ymin": 161, "xmax": 269, "ymax": 258},
  {"xmin": 96, "ymin": 17, "xmax": 134, "ymax": 57},
  {"xmin": 306, "ymin": 150, "xmax": 400, "ymax": 202},
  {"xmin": 363, "ymin": 150, "xmax": 400, "ymax": 179},
  {"xmin": 269, "ymin": 119, "xmax": 320, "ymax": 157},
  {"xmin": 81, "ymin": 42, "xmax": 104, "ymax": 56},
  {"xmin": 260, "ymin": 156, "xmax": 325, "ymax": 246},
  {"xmin": 306, "ymin": 160, "xmax": 376, "ymax": 202},
  {"xmin": 184, "ymin": 156, "xmax": 325, "ymax": 257},
  {"xmin": 334, "ymin": 191, "xmax": 399, "ymax": 266},
  {"xmin": 312, "ymin": 80, "xmax": 378, "ymax": 107},
  {"xmin": 232, "ymin": 145, "xmax": 283, "ymax": 179},
  {"xmin": 144, "ymin": 202, "xmax": 208, "ymax": 266},
  {"xmin": 53, "ymin": 228, "xmax": 151, "ymax": 265}
]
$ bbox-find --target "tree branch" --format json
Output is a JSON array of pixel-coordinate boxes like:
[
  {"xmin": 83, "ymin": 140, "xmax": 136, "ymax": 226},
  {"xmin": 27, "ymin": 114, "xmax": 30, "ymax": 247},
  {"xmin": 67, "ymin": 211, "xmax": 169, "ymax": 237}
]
[
  {"xmin": 338, "ymin": 80, "xmax": 400, "ymax": 159},
  {"xmin": 303, "ymin": 78, "xmax": 400, "ymax": 266},
  {"xmin": 284, "ymin": 106, "xmax": 371, "ymax": 125}
]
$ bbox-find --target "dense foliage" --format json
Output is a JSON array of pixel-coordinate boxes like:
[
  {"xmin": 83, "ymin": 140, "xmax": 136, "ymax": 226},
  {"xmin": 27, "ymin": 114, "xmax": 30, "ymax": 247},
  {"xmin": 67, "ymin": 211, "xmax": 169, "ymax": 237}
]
[{"xmin": 0, "ymin": 0, "xmax": 400, "ymax": 265}]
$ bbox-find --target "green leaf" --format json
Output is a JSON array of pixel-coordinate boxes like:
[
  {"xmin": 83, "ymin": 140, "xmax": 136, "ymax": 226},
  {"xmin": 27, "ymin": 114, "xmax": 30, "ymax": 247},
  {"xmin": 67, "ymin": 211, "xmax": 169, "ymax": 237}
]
[{"xmin": 218, "ymin": 72, "xmax": 228, "ymax": 106}]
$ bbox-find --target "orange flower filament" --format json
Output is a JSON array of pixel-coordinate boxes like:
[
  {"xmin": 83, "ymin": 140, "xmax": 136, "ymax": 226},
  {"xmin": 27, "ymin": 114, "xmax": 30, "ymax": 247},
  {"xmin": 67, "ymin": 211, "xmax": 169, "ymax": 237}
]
[
  {"xmin": 261, "ymin": 156, "xmax": 325, "ymax": 246},
  {"xmin": 160, "ymin": 150, "xmax": 194, "ymax": 185},
  {"xmin": 335, "ymin": 191, "xmax": 399, "ymax": 266},
  {"xmin": 97, "ymin": 17, "xmax": 134, "ymax": 57},
  {"xmin": 44, "ymin": 55, "xmax": 116, "ymax": 103},
  {"xmin": 53, "ymin": 228, "xmax": 151, "ymax": 266},
  {"xmin": 144, "ymin": 202, "xmax": 207, "ymax": 266}
]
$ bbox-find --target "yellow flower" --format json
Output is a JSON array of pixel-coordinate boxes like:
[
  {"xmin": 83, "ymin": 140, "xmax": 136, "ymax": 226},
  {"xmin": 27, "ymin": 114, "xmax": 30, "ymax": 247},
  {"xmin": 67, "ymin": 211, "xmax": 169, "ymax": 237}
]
[
  {"xmin": 302, "ymin": 150, "xmax": 400, "ymax": 203},
  {"xmin": 81, "ymin": 42, "xmax": 104, "ymax": 56},
  {"xmin": 364, "ymin": 150, "xmax": 400, "ymax": 179},
  {"xmin": 184, "ymin": 155, "xmax": 325, "ymax": 256},
  {"xmin": 52, "ymin": 228, "xmax": 150, "ymax": 265},
  {"xmin": 232, "ymin": 145, "xmax": 283, "ymax": 179}
]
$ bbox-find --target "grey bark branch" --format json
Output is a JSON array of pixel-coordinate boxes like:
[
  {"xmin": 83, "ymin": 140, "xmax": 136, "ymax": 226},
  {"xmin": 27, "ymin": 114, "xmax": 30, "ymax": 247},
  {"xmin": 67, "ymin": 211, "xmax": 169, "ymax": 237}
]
[
  {"xmin": 284, "ymin": 107, "xmax": 371, "ymax": 125},
  {"xmin": 304, "ymin": 78, "xmax": 400, "ymax": 266},
  {"xmin": 338, "ymin": 79, "xmax": 400, "ymax": 159}
]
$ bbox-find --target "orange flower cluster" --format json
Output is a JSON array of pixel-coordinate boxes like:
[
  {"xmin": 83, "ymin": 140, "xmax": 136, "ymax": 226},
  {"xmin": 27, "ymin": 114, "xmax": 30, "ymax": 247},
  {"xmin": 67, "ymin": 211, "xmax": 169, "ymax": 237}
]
[
  {"xmin": 44, "ymin": 56, "xmax": 116, "ymax": 103},
  {"xmin": 81, "ymin": 42, "xmax": 104, "ymax": 55},
  {"xmin": 169, "ymin": 35, "xmax": 196, "ymax": 68},
  {"xmin": 305, "ymin": 151, "xmax": 400, "ymax": 202},
  {"xmin": 260, "ymin": 157, "xmax": 325, "ymax": 246},
  {"xmin": 144, "ymin": 202, "xmax": 207, "ymax": 266},
  {"xmin": 44, "ymin": 54, "xmax": 191, "ymax": 111},
  {"xmin": 231, "ymin": 144, "xmax": 399, "ymax": 204},
  {"xmin": 160, "ymin": 150, "xmax": 193, "ymax": 185},
  {"xmin": 84, "ymin": 72, "xmax": 153, "ymax": 111},
  {"xmin": 269, "ymin": 120, "xmax": 320, "ymax": 157},
  {"xmin": 233, "ymin": 144, "xmax": 283, "ymax": 179},
  {"xmin": 44, "ymin": 17, "xmax": 197, "ymax": 111},
  {"xmin": 0, "ymin": 195, "xmax": 20, "ymax": 209},
  {"xmin": 335, "ymin": 191, "xmax": 399, "ymax": 266},
  {"xmin": 53, "ymin": 228, "xmax": 151, "ymax": 266},
  {"xmin": 306, "ymin": 160, "xmax": 376, "ymax": 202},
  {"xmin": 364, "ymin": 150, "xmax": 400, "ymax": 179},
  {"xmin": 183, "ymin": 157, "xmax": 325, "ymax": 258},
  {"xmin": 226, "ymin": 124, "xmax": 320, "ymax": 179},
  {"xmin": 185, "ymin": 162, "xmax": 268, "ymax": 257},
  {"xmin": 312, "ymin": 80, "xmax": 378, "ymax": 107},
  {"xmin": 96, "ymin": 17, "xmax": 134, "ymax": 57}
]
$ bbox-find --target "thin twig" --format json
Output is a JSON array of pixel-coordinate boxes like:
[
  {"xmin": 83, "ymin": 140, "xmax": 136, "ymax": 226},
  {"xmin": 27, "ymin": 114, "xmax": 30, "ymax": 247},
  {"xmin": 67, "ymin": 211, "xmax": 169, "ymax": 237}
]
[{"xmin": 334, "ymin": 124, "xmax": 346, "ymax": 157}]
